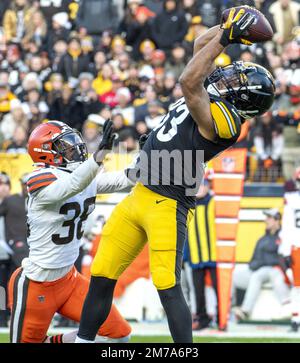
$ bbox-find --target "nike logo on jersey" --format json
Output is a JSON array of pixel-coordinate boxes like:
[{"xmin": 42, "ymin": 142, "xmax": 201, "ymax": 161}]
[{"xmin": 156, "ymin": 199, "xmax": 167, "ymax": 204}]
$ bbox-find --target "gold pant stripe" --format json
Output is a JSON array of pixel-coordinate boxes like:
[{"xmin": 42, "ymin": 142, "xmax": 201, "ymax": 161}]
[{"xmin": 188, "ymin": 218, "xmax": 200, "ymax": 265}]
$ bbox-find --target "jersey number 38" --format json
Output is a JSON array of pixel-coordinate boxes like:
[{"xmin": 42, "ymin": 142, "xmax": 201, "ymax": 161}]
[{"xmin": 52, "ymin": 197, "xmax": 96, "ymax": 245}]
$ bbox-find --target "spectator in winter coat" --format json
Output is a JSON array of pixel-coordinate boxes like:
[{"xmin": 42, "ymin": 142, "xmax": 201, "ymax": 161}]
[
  {"xmin": 233, "ymin": 209, "xmax": 290, "ymax": 321},
  {"xmin": 45, "ymin": 73, "xmax": 64, "ymax": 107},
  {"xmin": 134, "ymin": 84, "xmax": 157, "ymax": 120},
  {"xmin": 46, "ymin": 12, "xmax": 70, "ymax": 58},
  {"xmin": 22, "ymin": 88, "xmax": 49, "ymax": 124},
  {"xmin": 57, "ymin": 37, "xmax": 91, "ymax": 81},
  {"xmin": 3, "ymin": 0, "xmax": 36, "ymax": 43},
  {"xmin": 165, "ymin": 43, "xmax": 187, "ymax": 80},
  {"xmin": 72, "ymin": 73, "xmax": 104, "ymax": 122},
  {"xmin": 76, "ymin": 0, "xmax": 120, "ymax": 36},
  {"xmin": 269, "ymin": 0, "xmax": 300, "ymax": 46},
  {"xmin": 253, "ymin": 112, "xmax": 284, "ymax": 182},
  {"xmin": 150, "ymin": 0, "xmax": 188, "ymax": 52},
  {"xmin": 123, "ymin": 3, "xmax": 155, "ymax": 60},
  {"xmin": 22, "ymin": 10, "xmax": 47, "ymax": 51},
  {"xmin": 47, "ymin": 84, "xmax": 81, "ymax": 129},
  {"xmin": 92, "ymin": 63, "xmax": 114, "ymax": 96}
]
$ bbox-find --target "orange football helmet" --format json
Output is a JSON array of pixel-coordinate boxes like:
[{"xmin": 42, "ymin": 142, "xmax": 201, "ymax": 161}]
[{"xmin": 28, "ymin": 121, "xmax": 88, "ymax": 167}]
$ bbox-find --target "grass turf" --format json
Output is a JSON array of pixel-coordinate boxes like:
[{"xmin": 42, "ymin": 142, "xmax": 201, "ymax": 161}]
[{"xmin": 1, "ymin": 333, "xmax": 300, "ymax": 343}]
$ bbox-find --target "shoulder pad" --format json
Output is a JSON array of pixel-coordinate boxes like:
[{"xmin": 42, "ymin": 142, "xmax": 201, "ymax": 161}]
[
  {"xmin": 209, "ymin": 96, "xmax": 241, "ymax": 140},
  {"xmin": 27, "ymin": 169, "xmax": 57, "ymax": 195}
]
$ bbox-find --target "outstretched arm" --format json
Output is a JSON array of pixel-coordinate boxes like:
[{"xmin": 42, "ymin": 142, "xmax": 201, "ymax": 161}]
[
  {"xmin": 193, "ymin": 25, "xmax": 220, "ymax": 55},
  {"xmin": 96, "ymin": 170, "xmax": 134, "ymax": 194},
  {"xmin": 179, "ymin": 9, "xmax": 254, "ymax": 141},
  {"xmin": 193, "ymin": 25, "xmax": 220, "ymax": 76},
  {"xmin": 180, "ymin": 30, "xmax": 225, "ymax": 141}
]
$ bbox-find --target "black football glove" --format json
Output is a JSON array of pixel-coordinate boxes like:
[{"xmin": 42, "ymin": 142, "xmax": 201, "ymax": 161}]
[
  {"xmin": 138, "ymin": 134, "xmax": 149, "ymax": 150},
  {"xmin": 93, "ymin": 119, "xmax": 115, "ymax": 164},
  {"xmin": 220, "ymin": 8, "xmax": 255, "ymax": 47}
]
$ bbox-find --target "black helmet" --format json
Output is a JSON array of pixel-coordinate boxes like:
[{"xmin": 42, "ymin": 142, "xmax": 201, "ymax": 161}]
[{"xmin": 207, "ymin": 61, "xmax": 275, "ymax": 120}]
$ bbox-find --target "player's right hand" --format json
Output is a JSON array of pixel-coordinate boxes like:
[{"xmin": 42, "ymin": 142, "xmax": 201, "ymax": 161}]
[
  {"xmin": 220, "ymin": 8, "xmax": 255, "ymax": 47},
  {"xmin": 93, "ymin": 119, "xmax": 115, "ymax": 164}
]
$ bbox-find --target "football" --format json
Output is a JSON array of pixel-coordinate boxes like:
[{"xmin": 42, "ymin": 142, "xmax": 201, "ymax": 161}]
[{"xmin": 222, "ymin": 6, "xmax": 274, "ymax": 43}]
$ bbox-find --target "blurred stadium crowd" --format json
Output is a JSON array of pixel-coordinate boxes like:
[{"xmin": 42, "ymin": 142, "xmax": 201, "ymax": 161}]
[{"xmin": 0, "ymin": 0, "xmax": 299, "ymax": 182}]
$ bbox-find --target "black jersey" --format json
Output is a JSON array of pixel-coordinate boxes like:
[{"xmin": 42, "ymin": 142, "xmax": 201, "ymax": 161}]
[{"xmin": 128, "ymin": 96, "xmax": 241, "ymax": 208}]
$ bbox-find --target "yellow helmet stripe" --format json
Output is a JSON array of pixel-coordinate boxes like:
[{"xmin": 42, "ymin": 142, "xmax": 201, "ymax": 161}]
[
  {"xmin": 210, "ymin": 102, "xmax": 234, "ymax": 139},
  {"xmin": 216, "ymin": 101, "xmax": 237, "ymax": 135}
]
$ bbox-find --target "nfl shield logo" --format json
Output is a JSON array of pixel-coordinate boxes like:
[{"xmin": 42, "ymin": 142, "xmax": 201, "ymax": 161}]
[{"xmin": 222, "ymin": 157, "xmax": 236, "ymax": 173}]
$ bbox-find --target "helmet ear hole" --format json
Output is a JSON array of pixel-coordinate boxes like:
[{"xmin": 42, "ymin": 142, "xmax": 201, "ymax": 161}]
[
  {"xmin": 207, "ymin": 61, "xmax": 275, "ymax": 119},
  {"xmin": 42, "ymin": 143, "xmax": 51, "ymax": 150}
]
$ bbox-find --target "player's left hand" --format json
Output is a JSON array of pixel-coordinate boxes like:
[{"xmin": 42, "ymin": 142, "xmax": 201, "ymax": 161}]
[
  {"xmin": 100, "ymin": 119, "xmax": 116, "ymax": 150},
  {"xmin": 220, "ymin": 8, "xmax": 255, "ymax": 46},
  {"xmin": 93, "ymin": 119, "xmax": 116, "ymax": 164}
]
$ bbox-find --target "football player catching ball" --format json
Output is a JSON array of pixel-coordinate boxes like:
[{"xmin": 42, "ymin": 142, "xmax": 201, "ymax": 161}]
[{"xmin": 76, "ymin": 8, "xmax": 275, "ymax": 343}]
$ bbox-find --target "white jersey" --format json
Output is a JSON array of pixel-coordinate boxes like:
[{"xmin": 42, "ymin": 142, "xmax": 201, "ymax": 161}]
[
  {"xmin": 280, "ymin": 191, "xmax": 300, "ymax": 257},
  {"xmin": 24, "ymin": 156, "xmax": 132, "ymax": 281}
]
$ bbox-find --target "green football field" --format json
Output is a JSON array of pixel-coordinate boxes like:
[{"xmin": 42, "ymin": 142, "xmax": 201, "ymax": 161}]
[{"xmin": 1, "ymin": 333, "xmax": 300, "ymax": 343}]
